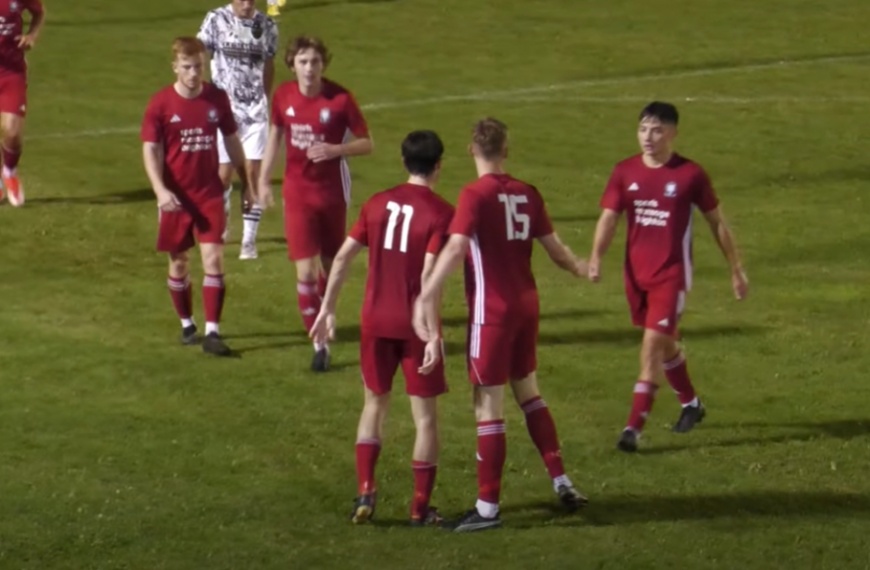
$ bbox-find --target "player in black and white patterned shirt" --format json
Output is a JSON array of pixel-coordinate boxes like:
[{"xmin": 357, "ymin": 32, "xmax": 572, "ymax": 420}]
[{"xmin": 198, "ymin": 0, "xmax": 278, "ymax": 260}]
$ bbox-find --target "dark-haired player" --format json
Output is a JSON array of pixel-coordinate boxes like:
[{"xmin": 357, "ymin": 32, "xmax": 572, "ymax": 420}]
[
  {"xmin": 311, "ymin": 130, "xmax": 453, "ymax": 526},
  {"xmin": 588, "ymin": 101, "xmax": 749, "ymax": 452}
]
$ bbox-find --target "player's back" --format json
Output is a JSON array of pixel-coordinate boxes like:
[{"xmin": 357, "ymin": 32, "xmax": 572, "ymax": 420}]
[
  {"xmin": 358, "ymin": 183, "xmax": 453, "ymax": 339},
  {"xmin": 458, "ymin": 173, "xmax": 552, "ymax": 325}
]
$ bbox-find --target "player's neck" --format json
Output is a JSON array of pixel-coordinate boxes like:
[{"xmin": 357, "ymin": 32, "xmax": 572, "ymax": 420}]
[
  {"xmin": 642, "ymin": 150, "xmax": 674, "ymax": 168},
  {"xmin": 298, "ymin": 79, "xmax": 323, "ymax": 98},
  {"xmin": 474, "ymin": 158, "xmax": 506, "ymax": 178},
  {"xmin": 407, "ymin": 175, "xmax": 434, "ymax": 189},
  {"xmin": 174, "ymin": 81, "xmax": 204, "ymax": 99}
]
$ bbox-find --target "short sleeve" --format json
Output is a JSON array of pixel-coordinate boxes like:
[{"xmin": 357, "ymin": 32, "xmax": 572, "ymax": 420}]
[
  {"xmin": 448, "ymin": 187, "xmax": 480, "ymax": 237},
  {"xmin": 216, "ymin": 90, "xmax": 238, "ymax": 136},
  {"xmin": 692, "ymin": 167, "xmax": 720, "ymax": 213},
  {"xmin": 600, "ymin": 166, "xmax": 625, "ymax": 212},
  {"xmin": 426, "ymin": 206, "xmax": 453, "ymax": 254},
  {"xmin": 196, "ymin": 11, "xmax": 217, "ymax": 52},
  {"xmin": 270, "ymin": 88, "xmax": 283, "ymax": 126},
  {"xmin": 265, "ymin": 18, "xmax": 279, "ymax": 58},
  {"xmin": 532, "ymin": 191, "xmax": 554, "ymax": 238},
  {"xmin": 344, "ymin": 93, "xmax": 369, "ymax": 138},
  {"xmin": 348, "ymin": 203, "xmax": 369, "ymax": 246},
  {"xmin": 140, "ymin": 97, "xmax": 162, "ymax": 144}
]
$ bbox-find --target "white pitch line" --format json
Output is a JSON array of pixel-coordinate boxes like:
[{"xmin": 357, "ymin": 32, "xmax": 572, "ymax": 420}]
[
  {"xmin": 497, "ymin": 94, "xmax": 870, "ymax": 105},
  {"xmin": 29, "ymin": 53, "xmax": 870, "ymax": 141}
]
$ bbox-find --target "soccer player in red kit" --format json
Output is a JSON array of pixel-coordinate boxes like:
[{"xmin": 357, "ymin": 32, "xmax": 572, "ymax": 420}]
[
  {"xmin": 141, "ymin": 37, "xmax": 251, "ymax": 356},
  {"xmin": 588, "ymin": 102, "xmax": 749, "ymax": 452},
  {"xmin": 414, "ymin": 118, "xmax": 589, "ymax": 533},
  {"xmin": 310, "ymin": 130, "xmax": 452, "ymax": 527},
  {"xmin": 258, "ymin": 35, "xmax": 373, "ymax": 372},
  {"xmin": 0, "ymin": 0, "xmax": 45, "ymax": 207}
]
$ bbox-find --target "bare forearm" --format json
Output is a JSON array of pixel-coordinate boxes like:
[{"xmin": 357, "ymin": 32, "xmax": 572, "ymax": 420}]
[
  {"xmin": 142, "ymin": 144, "xmax": 165, "ymax": 194},
  {"xmin": 263, "ymin": 59, "xmax": 275, "ymax": 96},
  {"xmin": 592, "ymin": 215, "xmax": 617, "ymax": 259},
  {"xmin": 321, "ymin": 258, "xmax": 351, "ymax": 313},
  {"xmin": 713, "ymin": 222, "xmax": 743, "ymax": 271},
  {"xmin": 259, "ymin": 128, "xmax": 282, "ymax": 184},
  {"xmin": 225, "ymin": 135, "xmax": 247, "ymax": 175},
  {"xmin": 339, "ymin": 137, "xmax": 373, "ymax": 158},
  {"xmin": 28, "ymin": 10, "xmax": 45, "ymax": 38},
  {"xmin": 422, "ymin": 242, "xmax": 465, "ymax": 299}
]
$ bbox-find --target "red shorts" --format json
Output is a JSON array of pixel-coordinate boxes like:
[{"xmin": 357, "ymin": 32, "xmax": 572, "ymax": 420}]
[
  {"xmin": 0, "ymin": 73, "xmax": 27, "ymax": 116},
  {"xmin": 284, "ymin": 200, "xmax": 347, "ymax": 261},
  {"xmin": 467, "ymin": 317, "xmax": 538, "ymax": 386},
  {"xmin": 360, "ymin": 333, "xmax": 447, "ymax": 398},
  {"xmin": 156, "ymin": 198, "xmax": 226, "ymax": 254},
  {"xmin": 625, "ymin": 276, "xmax": 686, "ymax": 336}
]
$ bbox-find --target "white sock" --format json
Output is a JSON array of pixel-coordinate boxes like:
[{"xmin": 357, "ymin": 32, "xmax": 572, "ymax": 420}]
[
  {"xmin": 313, "ymin": 341, "xmax": 329, "ymax": 352},
  {"xmin": 553, "ymin": 474, "xmax": 572, "ymax": 492},
  {"xmin": 2, "ymin": 166, "xmax": 15, "ymax": 178},
  {"xmin": 181, "ymin": 318, "xmax": 195, "ymax": 329},
  {"xmin": 242, "ymin": 205, "xmax": 262, "ymax": 244},
  {"xmin": 475, "ymin": 499, "xmax": 499, "ymax": 519},
  {"xmin": 682, "ymin": 397, "xmax": 699, "ymax": 408},
  {"xmin": 205, "ymin": 322, "xmax": 220, "ymax": 335}
]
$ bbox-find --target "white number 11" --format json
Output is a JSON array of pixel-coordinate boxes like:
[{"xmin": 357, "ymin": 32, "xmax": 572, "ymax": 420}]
[
  {"xmin": 384, "ymin": 201, "xmax": 415, "ymax": 252},
  {"xmin": 498, "ymin": 194, "xmax": 530, "ymax": 241}
]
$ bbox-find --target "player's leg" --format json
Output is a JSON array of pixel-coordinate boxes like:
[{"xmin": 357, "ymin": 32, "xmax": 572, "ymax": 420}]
[
  {"xmin": 285, "ymin": 202, "xmax": 330, "ymax": 369},
  {"xmin": 239, "ymin": 122, "xmax": 267, "ymax": 260},
  {"xmin": 617, "ymin": 276, "xmax": 656, "ymax": 452},
  {"xmin": 158, "ymin": 209, "xmax": 198, "ymax": 344},
  {"xmin": 196, "ymin": 200, "xmax": 232, "ymax": 356},
  {"xmin": 0, "ymin": 77, "xmax": 27, "ymax": 207},
  {"xmin": 510, "ymin": 370, "xmax": 589, "ymax": 511},
  {"xmin": 449, "ymin": 324, "xmax": 508, "ymax": 533},
  {"xmin": 352, "ymin": 335, "xmax": 400, "ymax": 523},
  {"xmin": 402, "ymin": 337, "xmax": 447, "ymax": 526},
  {"xmin": 316, "ymin": 204, "xmax": 347, "ymax": 298},
  {"xmin": 656, "ymin": 290, "xmax": 705, "ymax": 432}
]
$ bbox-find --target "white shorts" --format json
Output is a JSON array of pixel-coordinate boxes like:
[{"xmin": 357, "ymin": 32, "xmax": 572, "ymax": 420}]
[{"xmin": 218, "ymin": 121, "xmax": 268, "ymax": 164}]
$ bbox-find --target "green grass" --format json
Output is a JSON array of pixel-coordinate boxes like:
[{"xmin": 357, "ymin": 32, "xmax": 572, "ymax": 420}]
[{"xmin": 2, "ymin": 0, "xmax": 870, "ymax": 568}]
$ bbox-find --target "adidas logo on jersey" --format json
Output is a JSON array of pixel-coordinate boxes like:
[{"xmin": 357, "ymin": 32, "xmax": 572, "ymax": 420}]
[
  {"xmin": 628, "ymin": 182, "xmax": 639, "ymax": 191},
  {"xmin": 285, "ymin": 106, "xmax": 295, "ymax": 117},
  {"xmin": 657, "ymin": 318, "xmax": 670, "ymax": 327},
  {"xmin": 170, "ymin": 114, "xmax": 182, "ymax": 123}
]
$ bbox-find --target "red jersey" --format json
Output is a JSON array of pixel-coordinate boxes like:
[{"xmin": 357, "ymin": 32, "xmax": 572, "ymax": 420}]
[
  {"xmin": 141, "ymin": 83, "xmax": 237, "ymax": 203},
  {"xmin": 449, "ymin": 173, "xmax": 554, "ymax": 326},
  {"xmin": 0, "ymin": 0, "xmax": 42, "ymax": 76},
  {"xmin": 270, "ymin": 78, "xmax": 369, "ymax": 207},
  {"xmin": 600, "ymin": 153, "xmax": 719, "ymax": 290},
  {"xmin": 349, "ymin": 183, "xmax": 454, "ymax": 339}
]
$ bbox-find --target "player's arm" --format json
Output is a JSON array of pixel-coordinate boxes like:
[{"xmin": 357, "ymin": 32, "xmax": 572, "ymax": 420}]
[
  {"xmin": 223, "ymin": 132, "xmax": 248, "ymax": 184},
  {"xmin": 18, "ymin": 1, "xmax": 46, "ymax": 49},
  {"xmin": 257, "ymin": 124, "xmax": 283, "ymax": 208},
  {"xmin": 263, "ymin": 57, "xmax": 275, "ymax": 96},
  {"xmin": 142, "ymin": 142, "xmax": 180, "ymax": 212},
  {"xmin": 588, "ymin": 208, "xmax": 620, "ymax": 282},
  {"xmin": 539, "ymin": 232, "xmax": 587, "ymax": 277},
  {"xmin": 702, "ymin": 206, "xmax": 749, "ymax": 300},
  {"xmin": 310, "ymin": 237, "xmax": 365, "ymax": 344},
  {"xmin": 307, "ymin": 133, "xmax": 373, "ymax": 163},
  {"xmin": 414, "ymin": 234, "xmax": 469, "ymax": 342}
]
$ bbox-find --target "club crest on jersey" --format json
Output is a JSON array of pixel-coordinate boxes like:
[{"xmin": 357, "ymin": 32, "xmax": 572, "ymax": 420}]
[
  {"xmin": 664, "ymin": 182, "xmax": 677, "ymax": 197},
  {"xmin": 207, "ymin": 108, "xmax": 219, "ymax": 123},
  {"xmin": 319, "ymin": 108, "xmax": 331, "ymax": 124},
  {"xmin": 252, "ymin": 19, "xmax": 264, "ymax": 40}
]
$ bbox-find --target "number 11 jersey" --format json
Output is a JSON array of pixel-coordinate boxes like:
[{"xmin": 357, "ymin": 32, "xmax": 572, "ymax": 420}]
[
  {"xmin": 349, "ymin": 183, "xmax": 454, "ymax": 339},
  {"xmin": 449, "ymin": 173, "xmax": 554, "ymax": 326}
]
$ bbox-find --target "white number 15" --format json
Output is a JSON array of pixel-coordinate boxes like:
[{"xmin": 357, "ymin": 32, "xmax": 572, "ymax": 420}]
[{"xmin": 498, "ymin": 194, "xmax": 530, "ymax": 241}]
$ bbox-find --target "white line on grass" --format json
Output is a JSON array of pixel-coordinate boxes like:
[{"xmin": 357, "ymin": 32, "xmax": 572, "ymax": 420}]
[{"xmin": 30, "ymin": 53, "xmax": 870, "ymax": 140}]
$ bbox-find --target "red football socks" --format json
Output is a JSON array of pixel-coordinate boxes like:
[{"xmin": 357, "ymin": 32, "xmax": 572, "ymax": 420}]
[
  {"xmin": 664, "ymin": 352, "xmax": 697, "ymax": 406},
  {"xmin": 521, "ymin": 396, "xmax": 566, "ymax": 478},
  {"xmin": 355, "ymin": 439, "xmax": 381, "ymax": 496},
  {"xmin": 476, "ymin": 420, "xmax": 506, "ymax": 504},
  {"xmin": 410, "ymin": 460, "xmax": 437, "ymax": 520},
  {"xmin": 167, "ymin": 275, "xmax": 192, "ymax": 320},
  {"xmin": 626, "ymin": 380, "xmax": 658, "ymax": 432}
]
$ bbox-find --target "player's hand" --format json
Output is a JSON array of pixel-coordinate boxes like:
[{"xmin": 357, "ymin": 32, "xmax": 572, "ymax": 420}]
[
  {"xmin": 156, "ymin": 188, "xmax": 182, "ymax": 212},
  {"xmin": 732, "ymin": 267, "xmax": 749, "ymax": 300},
  {"xmin": 242, "ymin": 186, "xmax": 258, "ymax": 210},
  {"xmin": 306, "ymin": 143, "xmax": 341, "ymax": 163},
  {"xmin": 15, "ymin": 34, "xmax": 37, "ymax": 50},
  {"xmin": 587, "ymin": 256, "xmax": 602, "ymax": 282},
  {"xmin": 257, "ymin": 180, "xmax": 275, "ymax": 209},
  {"xmin": 573, "ymin": 257, "xmax": 589, "ymax": 278},
  {"xmin": 418, "ymin": 339, "xmax": 442, "ymax": 375},
  {"xmin": 310, "ymin": 311, "xmax": 336, "ymax": 344}
]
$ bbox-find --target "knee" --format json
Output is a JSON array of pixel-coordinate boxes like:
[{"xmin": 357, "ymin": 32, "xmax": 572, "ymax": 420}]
[
  {"xmin": 202, "ymin": 249, "xmax": 224, "ymax": 274},
  {"xmin": 295, "ymin": 259, "xmax": 318, "ymax": 282},
  {"xmin": 414, "ymin": 411, "xmax": 438, "ymax": 434},
  {"xmin": 169, "ymin": 255, "xmax": 190, "ymax": 277}
]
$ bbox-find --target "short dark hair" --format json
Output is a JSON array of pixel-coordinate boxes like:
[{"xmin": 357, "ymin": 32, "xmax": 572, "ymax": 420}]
[
  {"xmin": 639, "ymin": 101, "xmax": 679, "ymax": 125},
  {"xmin": 472, "ymin": 117, "xmax": 508, "ymax": 159},
  {"xmin": 401, "ymin": 130, "xmax": 444, "ymax": 176},
  {"xmin": 285, "ymin": 35, "xmax": 332, "ymax": 69}
]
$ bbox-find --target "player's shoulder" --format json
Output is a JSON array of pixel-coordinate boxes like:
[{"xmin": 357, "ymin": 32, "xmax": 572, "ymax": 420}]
[
  {"xmin": 146, "ymin": 85, "xmax": 174, "ymax": 107},
  {"xmin": 669, "ymin": 153, "xmax": 711, "ymax": 180},
  {"xmin": 203, "ymin": 81, "xmax": 230, "ymax": 100},
  {"xmin": 613, "ymin": 153, "xmax": 644, "ymax": 172},
  {"xmin": 322, "ymin": 78, "xmax": 354, "ymax": 98},
  {"xmin": 254, "ymin": 10, "xmax": 278, "ymax": 28},
  {"xmin": 203, "ymin": 5, "xmax": 231, "ymax": 22},
  {"xmin": 274, "ymin": 80, "xmax": 299, "ymax": 97}
]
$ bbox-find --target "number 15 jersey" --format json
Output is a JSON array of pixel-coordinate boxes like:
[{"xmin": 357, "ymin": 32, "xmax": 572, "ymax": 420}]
[
  {"xmin": 449, "ymin": 173, "xmax": 554, "ymax": 326},
  {"xmin": 349, "ymin": 183, "xmax": 454, "ymax": 340}
]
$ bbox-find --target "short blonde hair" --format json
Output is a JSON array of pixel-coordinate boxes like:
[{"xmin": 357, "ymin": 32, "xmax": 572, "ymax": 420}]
[{"xmin": 472, "ymin": 117, "xmax": 508, "ymax": 159}]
